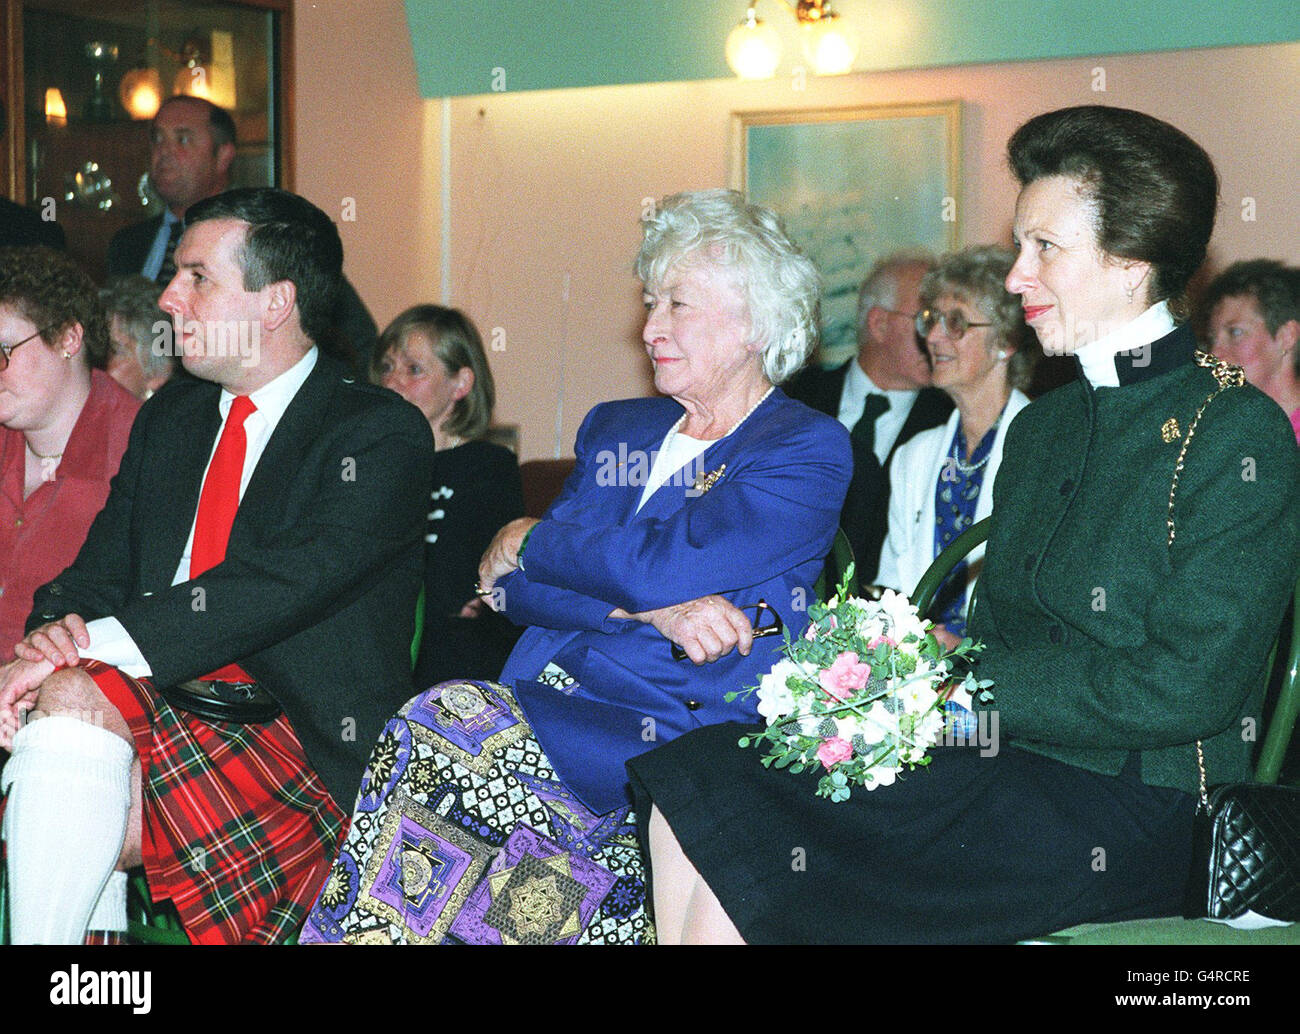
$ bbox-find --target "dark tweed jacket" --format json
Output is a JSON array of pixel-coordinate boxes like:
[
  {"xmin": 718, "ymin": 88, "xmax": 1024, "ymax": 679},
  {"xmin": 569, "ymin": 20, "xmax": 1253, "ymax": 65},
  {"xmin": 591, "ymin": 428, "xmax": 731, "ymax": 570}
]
[{"xmin": 970, "ymin": 324, "xmax": 1300, "ymax": 794}]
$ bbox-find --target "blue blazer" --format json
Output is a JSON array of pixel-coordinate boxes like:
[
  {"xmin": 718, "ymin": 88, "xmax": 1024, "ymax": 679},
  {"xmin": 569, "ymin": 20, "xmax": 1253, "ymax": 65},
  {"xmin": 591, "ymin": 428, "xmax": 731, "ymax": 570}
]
[{"xmin": 500, "ymin": 389, "xmax": 852, "ymax": 813}]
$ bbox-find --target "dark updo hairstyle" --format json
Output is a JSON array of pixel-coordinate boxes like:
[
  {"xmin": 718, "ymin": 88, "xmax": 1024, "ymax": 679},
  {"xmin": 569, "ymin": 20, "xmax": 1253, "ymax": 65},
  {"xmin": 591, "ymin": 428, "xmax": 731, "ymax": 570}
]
[
  {"xmin": 374, "ymin": 304, "xmax": 496, "ymax": 441},
  {"xmin": 1007, "ymin": 105, "xmax": 1219, "ymax": 320},
  {"xmin": 0, "ymin": 245, "xmax": 109, "ymax": 366}
]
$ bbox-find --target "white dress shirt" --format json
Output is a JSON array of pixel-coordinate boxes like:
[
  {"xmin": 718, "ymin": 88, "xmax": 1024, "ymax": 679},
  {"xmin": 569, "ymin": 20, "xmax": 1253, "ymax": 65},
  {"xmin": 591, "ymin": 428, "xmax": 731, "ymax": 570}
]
[
  {"xmin": 836, "ymin": 361, "xmax": 919, "ymax": 466},
  {"xmin": 81, "ymin": 348, "xmax": 320, "ymax": 676}
]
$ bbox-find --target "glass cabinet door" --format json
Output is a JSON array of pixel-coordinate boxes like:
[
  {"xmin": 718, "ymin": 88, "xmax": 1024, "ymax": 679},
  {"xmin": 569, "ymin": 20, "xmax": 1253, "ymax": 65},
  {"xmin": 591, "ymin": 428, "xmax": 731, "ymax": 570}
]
[{"xmin": 1, "ymin": 0, "xmax": 289, "ymax": 282}]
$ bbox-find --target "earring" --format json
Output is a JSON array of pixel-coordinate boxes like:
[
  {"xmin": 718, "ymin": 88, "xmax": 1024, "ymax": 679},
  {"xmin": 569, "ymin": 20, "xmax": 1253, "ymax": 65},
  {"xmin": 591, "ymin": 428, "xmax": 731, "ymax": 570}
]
[
  {"xmin": 62, "ymin": 350, "xmax": 71, "ymax": 359},
  {"xmin": 1125, "ymin": 284, "xmax": 1135, "ymax": 302},
  {"xmin": 997, "ymin": 349, "xmax": 1008, "ymax": 361}
]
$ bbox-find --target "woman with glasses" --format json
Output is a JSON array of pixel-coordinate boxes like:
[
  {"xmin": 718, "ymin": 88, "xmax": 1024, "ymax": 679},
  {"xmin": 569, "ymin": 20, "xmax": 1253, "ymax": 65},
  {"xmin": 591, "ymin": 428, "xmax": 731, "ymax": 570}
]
[
  {"xmin": 0, "ymin": 247, "xmax": 139, "ymax": 659},
  {"xmin": 876, "ymin": 247, "xmax": 1038, "ymax": 652},
  {"xmin": 626, "ymin": 106, "xmax": 1298, "ymax": 943},
  {"xmin": 300, "ymin": 189, "xmax": 851, "ymax": 944}
]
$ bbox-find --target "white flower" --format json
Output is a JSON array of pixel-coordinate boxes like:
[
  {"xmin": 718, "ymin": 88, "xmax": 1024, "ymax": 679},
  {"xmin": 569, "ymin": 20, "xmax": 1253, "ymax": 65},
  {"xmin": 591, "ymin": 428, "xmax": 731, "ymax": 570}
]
[
  {"xmin": 912, "ymin": 709, "xmax": 946, "ymax": 751},
  {"xmin": 834, "ymin": 715, "xmax": 861, "ymax": 742},
  {"xmin": 897, "ymin": 679, "xmax": 939, "ymax": 716},
  {"xmin": 877, "ymin": 588, "xmax": 929, "ymax": 643},
  {"xmin": 862, "ymin": 765, "xmax": 899, "ymax": 791},
  {"xmin": 756, "ymin": 659, "xmax": 802, "ymax": 722},
  {"xmin": 859, "ymin": 700, "xmax": 897, "ymax": 743}
]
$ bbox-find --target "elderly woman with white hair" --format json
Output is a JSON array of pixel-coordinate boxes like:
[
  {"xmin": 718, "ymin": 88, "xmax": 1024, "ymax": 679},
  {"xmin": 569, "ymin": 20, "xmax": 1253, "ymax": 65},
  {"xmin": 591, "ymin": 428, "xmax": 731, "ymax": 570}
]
[{"xmin": 300, "ymin": 189, "xmax": 852, "ymax": 945}]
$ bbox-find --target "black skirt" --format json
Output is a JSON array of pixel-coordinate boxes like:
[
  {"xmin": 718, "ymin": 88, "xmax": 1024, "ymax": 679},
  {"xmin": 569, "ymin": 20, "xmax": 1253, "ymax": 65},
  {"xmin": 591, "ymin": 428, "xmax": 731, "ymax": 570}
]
[{"xmin": 627, "ymin": 723, "xmax": 1196, "ymax": 944}]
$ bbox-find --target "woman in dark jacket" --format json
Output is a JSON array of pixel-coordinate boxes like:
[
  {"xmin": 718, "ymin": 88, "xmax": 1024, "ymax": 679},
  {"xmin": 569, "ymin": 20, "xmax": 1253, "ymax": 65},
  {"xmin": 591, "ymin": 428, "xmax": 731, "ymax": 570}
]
[
  {"xmin": 628, "ymin": 105, "xmax": 1300, "ymax": 944},
  {"xmin": 374, "ymin": 305, "xmax": 524, "ymax": 684}
]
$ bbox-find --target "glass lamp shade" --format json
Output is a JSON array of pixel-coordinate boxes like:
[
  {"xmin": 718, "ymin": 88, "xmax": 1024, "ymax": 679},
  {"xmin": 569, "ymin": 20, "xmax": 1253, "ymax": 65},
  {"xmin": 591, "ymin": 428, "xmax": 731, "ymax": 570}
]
[
  {"xmin": 45, "ymin": 87, "xmax": 68, "ymax": 126},
  {"xmin": 800, "ymin": 13, "xmax": 859, "ymax": 75},
  {"xmin": 119, "ymin": 67, "xmax": 163, "ymax": 120},
  {"xmin": 726, "ymin": 16, "xmax": 782, "ymax": 79}
]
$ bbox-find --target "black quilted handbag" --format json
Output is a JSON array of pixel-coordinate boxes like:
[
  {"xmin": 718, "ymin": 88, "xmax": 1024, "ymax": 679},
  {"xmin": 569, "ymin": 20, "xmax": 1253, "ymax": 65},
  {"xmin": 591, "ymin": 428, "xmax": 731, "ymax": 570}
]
[
  {"xmin": 1170, "ymin": 357, "xmax": 1300, "ymax": 923},
  {"xmin": 1183, "ymin": 777, "xmax": 1300, "ymax": 921}
]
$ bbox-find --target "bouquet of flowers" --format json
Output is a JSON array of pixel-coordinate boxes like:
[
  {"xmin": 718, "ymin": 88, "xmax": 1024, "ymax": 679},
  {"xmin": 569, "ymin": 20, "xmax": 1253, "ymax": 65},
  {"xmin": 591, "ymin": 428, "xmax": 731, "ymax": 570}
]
[{"xmin": 726, "ymin": 570, "xmax": 993, "ymax": 802}]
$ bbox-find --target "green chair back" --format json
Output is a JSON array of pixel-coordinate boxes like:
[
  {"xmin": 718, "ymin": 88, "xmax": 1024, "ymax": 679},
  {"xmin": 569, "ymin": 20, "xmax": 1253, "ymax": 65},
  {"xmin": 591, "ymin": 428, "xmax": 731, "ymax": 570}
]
[
  {"xmin": 911, "ymin": 516, "xmax": 991, "ymax": 618},
  {"xmin": 411, "ymin": 583, "xmax": 426, "ymax": 672},
  {"xmin": 1255, "ymin": 578, "xmax": 1300, "ymax": 785},
  {"xmin": 814, "ymin": 527, "xmax": 859, "ymax": 602}
]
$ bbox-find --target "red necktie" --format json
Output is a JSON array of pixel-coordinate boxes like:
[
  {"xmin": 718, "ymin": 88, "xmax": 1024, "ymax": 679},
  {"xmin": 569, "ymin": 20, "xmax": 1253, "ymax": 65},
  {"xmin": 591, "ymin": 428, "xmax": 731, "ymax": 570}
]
[{"xmin": 192, "ymin": 395, "xmax": 256, "ymax": 681}]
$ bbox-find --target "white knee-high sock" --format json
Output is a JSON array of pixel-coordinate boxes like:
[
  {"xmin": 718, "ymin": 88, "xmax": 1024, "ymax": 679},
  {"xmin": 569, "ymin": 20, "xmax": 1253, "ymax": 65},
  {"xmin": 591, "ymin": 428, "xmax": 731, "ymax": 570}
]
[
  {"xmin": 1, "ymin": 716, "xmax": 133, "ymax": 944},
  {"xmin": 87, "ymin": 870, "xmax": 129, "ymax": 934}
]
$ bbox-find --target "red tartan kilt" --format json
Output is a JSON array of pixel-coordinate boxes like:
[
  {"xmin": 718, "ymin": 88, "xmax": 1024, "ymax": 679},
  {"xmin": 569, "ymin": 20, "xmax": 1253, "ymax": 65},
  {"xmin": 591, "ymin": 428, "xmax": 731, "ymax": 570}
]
[{"xmin": 84, "ymin": 660, "xmax": 346, "ymax": 944}]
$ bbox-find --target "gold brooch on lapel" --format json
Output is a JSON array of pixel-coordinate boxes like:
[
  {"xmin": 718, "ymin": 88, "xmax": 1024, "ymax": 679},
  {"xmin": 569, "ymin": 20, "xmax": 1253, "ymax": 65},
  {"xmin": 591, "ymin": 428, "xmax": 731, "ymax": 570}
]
[
  {"xmin": 693, "ymin": 463, "xmax": 727, "ymax": 495},
  {"xmin": 1193, "ymin": 350, "xmax": 1246, "ymax": 389},
  {"xmin": 1161, "ymin": 418, "xmax": 1181, "ymax": 443}
]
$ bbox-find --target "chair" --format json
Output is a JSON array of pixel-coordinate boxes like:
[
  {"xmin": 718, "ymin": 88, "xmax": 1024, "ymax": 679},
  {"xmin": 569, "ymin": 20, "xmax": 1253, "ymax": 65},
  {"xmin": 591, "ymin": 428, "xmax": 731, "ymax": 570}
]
[
  {"xmin": 814, "ymin": 527, "xmax": 859, "ymax": 602},
  {"xmin": 911, "ymin": 517, "xmax": 991, "ymax": 619},
  {"xmin": 910, "ymin": 515, "xmax": 1300, "ymax": 944},
  {"xmin": 519, "ymin": 458, "xmax": 575, "ymax": 518}
]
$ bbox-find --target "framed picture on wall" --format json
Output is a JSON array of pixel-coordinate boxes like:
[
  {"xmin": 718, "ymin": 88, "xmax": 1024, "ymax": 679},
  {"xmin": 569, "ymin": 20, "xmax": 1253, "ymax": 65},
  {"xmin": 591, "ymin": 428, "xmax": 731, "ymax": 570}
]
[{"xmin": 731, "ymin": 101, "xmax": 961, "ymax": 364}]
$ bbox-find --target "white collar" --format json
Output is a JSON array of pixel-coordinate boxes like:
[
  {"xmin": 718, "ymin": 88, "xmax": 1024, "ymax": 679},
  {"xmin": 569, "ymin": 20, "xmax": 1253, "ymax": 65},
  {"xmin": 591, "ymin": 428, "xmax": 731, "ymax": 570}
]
[
  {"xmin": 844, "ymin": 359, "xmax": 919, "ymax": 404},
  {"xmin": 1074, "ymin": 302, "xmax": 1176, "ymax": 388},
  {"xmin": 219, "ymin": 346, "xmax": 318, "ymax": 425}
]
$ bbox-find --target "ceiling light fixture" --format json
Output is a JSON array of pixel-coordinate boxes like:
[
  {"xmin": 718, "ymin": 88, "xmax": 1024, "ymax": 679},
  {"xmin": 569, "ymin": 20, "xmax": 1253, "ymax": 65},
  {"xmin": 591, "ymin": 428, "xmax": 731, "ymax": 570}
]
[{"xmin": 725, "ymin": 1, "xmax": 860, "ymax": 80}]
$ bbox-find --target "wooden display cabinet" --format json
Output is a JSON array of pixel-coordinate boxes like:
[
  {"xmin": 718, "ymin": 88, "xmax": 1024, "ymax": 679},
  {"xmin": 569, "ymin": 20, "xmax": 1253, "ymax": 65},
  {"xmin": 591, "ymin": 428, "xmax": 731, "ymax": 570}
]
[{"xmin": 0, "ymin": 0, "xmax": 291, "ymax": 282}]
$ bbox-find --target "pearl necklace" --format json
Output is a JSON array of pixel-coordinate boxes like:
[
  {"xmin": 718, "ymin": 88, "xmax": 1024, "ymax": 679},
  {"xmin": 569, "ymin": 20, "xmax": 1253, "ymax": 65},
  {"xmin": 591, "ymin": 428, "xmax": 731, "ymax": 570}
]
[
  {"xmin": 950, "ymin": 415, "xmax": 1003, "ymax": 474},
  {"xmin": 951, "ymin": 448, "xmax": 990, "ymax": 474},
  {"xmin": 663, "ymin": 385, "xmax": 775, "ymax": 452}
]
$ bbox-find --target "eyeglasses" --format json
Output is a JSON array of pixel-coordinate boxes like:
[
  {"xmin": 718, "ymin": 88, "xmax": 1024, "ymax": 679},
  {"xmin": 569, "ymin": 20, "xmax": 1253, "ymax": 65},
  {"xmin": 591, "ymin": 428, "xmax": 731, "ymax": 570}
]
[
  {"xmin": 0, "ymin": 325, "xmax": 56, "ymax": 370},
  {"xmin": 671, "ymin": 599, "xmax": 784, "ymax": 661},
  {"xmin": 915, "ymin": 309, "xmax": 993, "ymax": 340}
]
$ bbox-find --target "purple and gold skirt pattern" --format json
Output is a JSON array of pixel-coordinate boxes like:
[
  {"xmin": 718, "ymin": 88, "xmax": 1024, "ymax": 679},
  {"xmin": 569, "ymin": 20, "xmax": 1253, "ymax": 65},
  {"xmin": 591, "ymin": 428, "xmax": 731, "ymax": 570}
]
[{"xmin": 301, "ymin": 679, "xmax": 651, "ymax": 945}]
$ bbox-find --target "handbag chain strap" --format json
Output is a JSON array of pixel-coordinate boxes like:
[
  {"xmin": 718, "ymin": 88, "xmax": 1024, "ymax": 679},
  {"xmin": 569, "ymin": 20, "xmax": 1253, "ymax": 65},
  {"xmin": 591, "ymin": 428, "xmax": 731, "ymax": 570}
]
[{"xmin": 1168, "ymin": 351, "xmax": 1244, "ymax": 812}]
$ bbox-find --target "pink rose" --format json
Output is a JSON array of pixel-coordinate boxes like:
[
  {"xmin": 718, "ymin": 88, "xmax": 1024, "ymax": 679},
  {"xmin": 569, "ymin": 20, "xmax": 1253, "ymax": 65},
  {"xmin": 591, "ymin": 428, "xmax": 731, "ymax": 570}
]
[
  {"xmin": 868, "ymin": 635, "xmax": 896, "ymax": 650},
  {"xmin": 818, "ymin": 651, "xmax": 871, "ymax": 701},
  {"xmin": 816, "ymin": 736, "xmax": 854, "ymax": 770}
]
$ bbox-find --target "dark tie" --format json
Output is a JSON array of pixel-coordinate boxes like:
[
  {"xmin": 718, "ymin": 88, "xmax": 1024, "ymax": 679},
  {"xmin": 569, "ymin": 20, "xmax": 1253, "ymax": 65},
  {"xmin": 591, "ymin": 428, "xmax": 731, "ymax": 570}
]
[
  {"xmin": 851, "ymin": 393, "xmax": 889, "ymax": 458},
  {"xmin": 156, "ymin": 218, "xmax": 182, "ymax": 285},
  {"xmin": 192, "ymin": 395, "xmax": 257, "ymax": 682}
]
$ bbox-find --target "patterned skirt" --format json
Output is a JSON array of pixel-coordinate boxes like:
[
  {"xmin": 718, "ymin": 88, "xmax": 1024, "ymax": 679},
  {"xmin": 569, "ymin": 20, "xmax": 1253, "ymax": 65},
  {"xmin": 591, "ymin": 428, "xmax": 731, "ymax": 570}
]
[{"xmin": 301, "ymin": 679, "xmax": 652, "ymax": 945}]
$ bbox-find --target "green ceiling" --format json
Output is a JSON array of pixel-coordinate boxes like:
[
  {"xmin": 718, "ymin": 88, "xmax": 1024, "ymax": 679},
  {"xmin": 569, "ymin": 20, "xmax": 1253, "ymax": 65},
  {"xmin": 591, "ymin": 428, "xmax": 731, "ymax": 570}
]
[{"xmin": 405, "ymin": 0, "xmax": 1299, "ymax": 97}]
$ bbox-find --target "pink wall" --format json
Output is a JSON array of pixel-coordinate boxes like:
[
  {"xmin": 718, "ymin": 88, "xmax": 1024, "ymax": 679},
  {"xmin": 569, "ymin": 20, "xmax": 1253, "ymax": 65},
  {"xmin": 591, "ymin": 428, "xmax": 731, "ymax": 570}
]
[
  {"xmin": 289, "ymin": 9, "xmax": 1297, "ymax": 459},
  {"xmin": 292, "ymin": 0, "xmax": 439, "ymax": 332}
]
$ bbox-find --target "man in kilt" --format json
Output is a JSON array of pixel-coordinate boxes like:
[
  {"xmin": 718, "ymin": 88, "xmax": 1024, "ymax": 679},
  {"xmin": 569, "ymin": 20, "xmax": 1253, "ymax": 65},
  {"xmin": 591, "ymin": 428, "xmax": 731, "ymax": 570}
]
[{"xmin": 0, "ymin": 188, "xmax": 433, "ymax": 943}]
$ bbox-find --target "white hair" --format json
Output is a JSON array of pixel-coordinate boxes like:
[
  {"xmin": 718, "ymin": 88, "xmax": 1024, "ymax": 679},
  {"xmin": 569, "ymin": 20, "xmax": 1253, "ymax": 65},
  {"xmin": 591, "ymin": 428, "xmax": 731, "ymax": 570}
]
[{"xmin": 635, "ymin": 189, "xmax": 821, "ymax": 384}]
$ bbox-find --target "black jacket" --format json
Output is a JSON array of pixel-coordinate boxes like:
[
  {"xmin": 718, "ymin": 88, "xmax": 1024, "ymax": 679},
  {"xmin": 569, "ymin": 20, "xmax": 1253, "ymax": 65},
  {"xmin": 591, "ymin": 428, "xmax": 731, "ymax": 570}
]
[{"xmin": 29, "ymin": 352, "xmax": 434, "ymax": 806}]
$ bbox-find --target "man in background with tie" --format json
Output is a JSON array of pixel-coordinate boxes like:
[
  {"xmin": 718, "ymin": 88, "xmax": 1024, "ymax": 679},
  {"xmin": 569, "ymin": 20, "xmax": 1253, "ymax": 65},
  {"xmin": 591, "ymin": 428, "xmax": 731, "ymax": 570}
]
[
  {"xmin": 106, "ymin": 96, "xmax": 234, "ymax": 286},
  {"xmin": 0, "ymin": 187, "xmax": 433, "ymax": 944},
  {"xmin": 106, "ymin": 96, "xmax": 378, "ymax": 369},
  {"xmin": 784, "ymin": 251, "xmax": 952, "ymax": 580}
]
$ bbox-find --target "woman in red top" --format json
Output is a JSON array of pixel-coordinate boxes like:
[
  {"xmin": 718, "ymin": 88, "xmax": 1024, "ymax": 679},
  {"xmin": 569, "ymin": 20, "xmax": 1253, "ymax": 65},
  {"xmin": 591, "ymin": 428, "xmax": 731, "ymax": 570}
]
[{"xmin": 0, "ymin": 247, "xmax": 140, "ymax": 658}]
